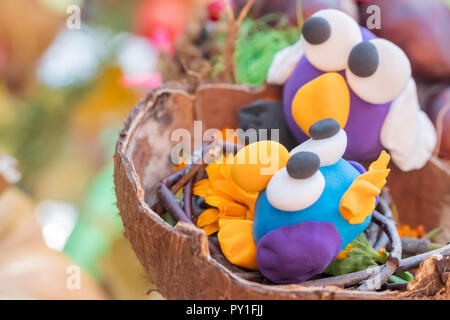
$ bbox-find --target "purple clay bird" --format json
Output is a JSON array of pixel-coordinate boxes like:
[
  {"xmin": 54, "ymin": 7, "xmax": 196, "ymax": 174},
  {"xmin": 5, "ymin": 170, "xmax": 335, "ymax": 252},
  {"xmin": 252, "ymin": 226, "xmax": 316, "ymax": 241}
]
[{"xmin": 267, "ymin": 9, "xmax": 436, "ymax": 171}]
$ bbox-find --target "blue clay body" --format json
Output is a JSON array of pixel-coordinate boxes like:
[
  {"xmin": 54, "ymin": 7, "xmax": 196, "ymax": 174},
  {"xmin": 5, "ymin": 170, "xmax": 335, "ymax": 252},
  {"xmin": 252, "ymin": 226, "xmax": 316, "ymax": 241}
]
[{"xmin": 253, "ymin": 159, "xmax": 371, "ymax": 251}]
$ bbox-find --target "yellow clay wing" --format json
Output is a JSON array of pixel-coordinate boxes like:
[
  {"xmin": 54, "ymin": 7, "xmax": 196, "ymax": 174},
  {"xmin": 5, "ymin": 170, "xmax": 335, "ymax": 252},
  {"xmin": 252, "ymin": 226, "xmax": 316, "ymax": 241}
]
[
  {"xmin": 339, "ymin": 151, "xmax": 391, "ymax": 225},
  {"xmin": 218, "ymin": 219, "xmax": 258, "ymax": 270}
]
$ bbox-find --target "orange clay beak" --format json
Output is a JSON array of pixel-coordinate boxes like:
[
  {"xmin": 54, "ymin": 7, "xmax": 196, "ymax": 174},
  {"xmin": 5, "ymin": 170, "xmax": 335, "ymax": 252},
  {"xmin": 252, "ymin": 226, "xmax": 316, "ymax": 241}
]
[{"xmin": 292, "ymin": 72, "xmax": 350, "ymax": 135}]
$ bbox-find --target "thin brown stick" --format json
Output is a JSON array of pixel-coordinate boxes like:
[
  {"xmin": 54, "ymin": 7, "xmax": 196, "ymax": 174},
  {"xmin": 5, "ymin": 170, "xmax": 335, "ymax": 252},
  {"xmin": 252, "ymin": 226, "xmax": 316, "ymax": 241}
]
[
  {"xmin": 183, "ymin": 178, "xmax": 194, "ymax": 220},
  {"xmin": 221, "ymin": 0, "xmax": 255, "ymax": 83},
  {"xmin": 384, "ymin": 282, "xmax": 408, "ymax": 291},
  {"xmin": 171, "ymin": 163, "xmax": 206, "ymax": 194},
  {"xmin": 157, "ymin": 183, "xmax": 192, "ymax": 224},
  {"xmin": 357, "ymin": 259, "xmax": 399, "ymax": 291},
  {"xmin": 401, "ymin": 237, "xmax": 431, "ymax": 256},
  {"xmin": 396, "ymin": 246, "xmax": 450, "ymax": 273},
  {"xmin": 357, "ymin": 210, "xmax": 401, "ymax": 291},
  {"xmin": 162, "ymin": 167, "xmax": 188, "ymax": 187},
  {"xmin": 372, "ymin": 210, "xmax": 402, "ymax": 261},
  {"xmin": 373, "ymin": 197, "xmax": 393, "ymax": 251},
  {"xmin": 236, "ymin": 0, "xmax": 255, "ymax": 27}
]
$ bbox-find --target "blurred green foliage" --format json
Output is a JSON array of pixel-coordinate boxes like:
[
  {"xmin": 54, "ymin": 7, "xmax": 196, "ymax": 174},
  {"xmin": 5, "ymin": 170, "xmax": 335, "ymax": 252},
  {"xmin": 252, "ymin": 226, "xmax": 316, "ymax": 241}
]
[{"xmin": 235, "ymin": 15, "xmax": 300, "ymax": 86}]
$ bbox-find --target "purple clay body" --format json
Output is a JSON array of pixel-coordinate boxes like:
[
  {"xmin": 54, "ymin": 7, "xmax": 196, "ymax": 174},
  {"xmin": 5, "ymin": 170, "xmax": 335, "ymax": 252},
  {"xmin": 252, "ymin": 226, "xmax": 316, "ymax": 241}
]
[
  {"xmin": 256, "ymin": 221, "xmax": 342, "ymax": 284},
  {"xmin": 284, "ymin": 27, "xmax": 392, "ymax": 161}
]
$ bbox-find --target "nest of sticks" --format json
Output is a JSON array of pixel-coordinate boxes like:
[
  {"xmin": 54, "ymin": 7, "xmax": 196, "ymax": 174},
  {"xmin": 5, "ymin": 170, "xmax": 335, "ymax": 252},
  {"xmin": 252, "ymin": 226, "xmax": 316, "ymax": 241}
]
[{"xmin": 152, "ymin": 138, "xmax": 450, "ymax": 292}]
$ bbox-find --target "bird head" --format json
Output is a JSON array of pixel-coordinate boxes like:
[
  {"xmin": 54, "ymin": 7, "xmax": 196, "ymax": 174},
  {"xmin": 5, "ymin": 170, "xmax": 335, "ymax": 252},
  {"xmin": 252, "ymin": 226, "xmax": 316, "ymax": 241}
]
[{"xmin": 265, "ymin": 118, "xmax": 348, "ymax": 212}]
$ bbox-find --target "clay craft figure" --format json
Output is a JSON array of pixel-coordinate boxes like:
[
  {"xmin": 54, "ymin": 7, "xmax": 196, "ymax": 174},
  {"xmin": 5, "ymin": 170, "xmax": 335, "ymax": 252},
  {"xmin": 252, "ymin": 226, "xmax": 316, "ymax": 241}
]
[
  {"xmin": 266, "ymin": 9, "xmax": 436, "ymax": 171},
  {"xmin": 218, "ymin": 119, "xmax": 391, "ymax": 284}
]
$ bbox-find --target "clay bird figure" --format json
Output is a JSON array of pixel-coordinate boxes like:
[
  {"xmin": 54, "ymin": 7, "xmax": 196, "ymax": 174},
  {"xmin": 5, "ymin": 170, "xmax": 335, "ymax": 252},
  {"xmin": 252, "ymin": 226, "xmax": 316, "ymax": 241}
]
[
  {"xmin": 219, "ymin": 119, "xmax": 390, "ymax": 284},
  {"xmin": 266, "ymin": 9, "xmax": 436, "ymax": 171}
]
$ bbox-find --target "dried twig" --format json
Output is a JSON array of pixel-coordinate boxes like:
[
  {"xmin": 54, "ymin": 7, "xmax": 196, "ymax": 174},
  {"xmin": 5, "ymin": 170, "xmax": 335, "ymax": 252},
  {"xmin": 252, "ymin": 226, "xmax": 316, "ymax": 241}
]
[
  {"xmin": 171, "ymin": 163, "xmax": 206, "ymax": 194},
  {"xmin": 357, "ymin": 210, "xmax": 401, "ymax": 291},
  {"xmin": 373, "ymin": 197, "xmax": 394, "ymax": 251},
  {"xmin": 221, "ymin": 0, "xmax": 255, "ymax": 82},
  {"xmin": 384, "ymin": 282, "xmax": 408, "ymax": 291},
  {"xmin": 183, "ymin": 178, "xmax": 194, "ymax": 221},
  {"xmin": 157, "ymin": 182, "xmax": 192, "ymax": 224},
  {"xmin": 365, "ymin": 222, "xmax": 379, "ymax": 247},
  {"xmin": 401, "ymin": 237, "xmax": 444, "ymax": 256},
  {"xmin": 396, "ymin": 245, "xmax": 450, "ymax": 273}
]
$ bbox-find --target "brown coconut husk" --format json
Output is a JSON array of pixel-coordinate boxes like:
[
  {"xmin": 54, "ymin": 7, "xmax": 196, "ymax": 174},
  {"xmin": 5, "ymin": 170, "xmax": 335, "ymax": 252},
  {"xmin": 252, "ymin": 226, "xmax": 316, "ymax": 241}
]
[{"xmin": 114, "ymin": 84, "xmax": 450, "ymax": 299}]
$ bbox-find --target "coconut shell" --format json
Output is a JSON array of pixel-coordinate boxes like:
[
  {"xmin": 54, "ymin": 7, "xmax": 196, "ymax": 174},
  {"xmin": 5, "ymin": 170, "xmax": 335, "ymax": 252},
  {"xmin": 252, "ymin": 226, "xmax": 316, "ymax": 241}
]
[
  {"xmin": 114, "ymin": 84, "xmax": 450, "ymax": 299},
  {"xmin": 359, "ymin": 0, "xmax": 450, "ymax": 82}
]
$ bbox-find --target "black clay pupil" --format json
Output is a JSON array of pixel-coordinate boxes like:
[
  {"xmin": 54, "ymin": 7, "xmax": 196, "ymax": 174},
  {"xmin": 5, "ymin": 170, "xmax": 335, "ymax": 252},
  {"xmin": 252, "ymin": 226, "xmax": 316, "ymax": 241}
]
[
  {"xmin": 302, "ymin": 16, "xmax": 331, "ymax": 45},
  {"xmin": 348, "ymin": 42, "xmax": 379, "ymax": 78},
  {"xmin": 309, "ymin": 118, "xmax": 340, "ymax": 140},
  {"xmin": 286, "ymin": 152, "xmax": 320, "ymax": 180}
]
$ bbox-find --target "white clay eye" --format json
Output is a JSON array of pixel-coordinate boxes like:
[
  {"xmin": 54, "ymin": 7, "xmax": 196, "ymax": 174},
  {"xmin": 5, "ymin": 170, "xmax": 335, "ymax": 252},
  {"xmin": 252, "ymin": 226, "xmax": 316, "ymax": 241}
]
[
  {"xmin": 301, "ymin": 9, "xmax": 362, "ymax": 72},
  {"xmin": 290, "ymin": 130, "xmax": 348, "ymax": 167},
  {"xmin": 346, "ymin": 38, "xmax": 411, "ymax": 104},
  {"xmin": 266, "ymin": 152, "xmax": 325, "ymax": 212}
]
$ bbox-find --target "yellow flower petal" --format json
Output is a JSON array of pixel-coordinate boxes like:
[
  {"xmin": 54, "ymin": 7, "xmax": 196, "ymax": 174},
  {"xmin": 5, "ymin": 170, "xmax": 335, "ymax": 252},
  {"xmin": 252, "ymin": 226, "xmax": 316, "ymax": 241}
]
[
  {"xmin": 221, "ymin": 202, "xmax": 248, "ymax": 218},
  {"xmin": 197, "ymin": 208, "xmax": 220, "ymax": 227},
  {"xmin": 202, "ymin": 222, "xmax": 219, "ymax": 236},
  {"xmin": 193, "ymin": 179, "xmax": 211, "ymax": 198}
]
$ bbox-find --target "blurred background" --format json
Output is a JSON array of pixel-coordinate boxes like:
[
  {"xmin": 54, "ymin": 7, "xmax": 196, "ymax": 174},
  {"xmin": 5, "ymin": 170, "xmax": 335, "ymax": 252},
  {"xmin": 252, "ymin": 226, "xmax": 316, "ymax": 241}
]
[{"xmin": 0, "ymin": 0, "xmax": 448, "ymax": 299}]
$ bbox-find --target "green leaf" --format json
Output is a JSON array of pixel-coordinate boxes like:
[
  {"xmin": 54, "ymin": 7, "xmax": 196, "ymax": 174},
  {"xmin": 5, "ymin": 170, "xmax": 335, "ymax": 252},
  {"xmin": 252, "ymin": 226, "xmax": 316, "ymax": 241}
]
[
  {"xmin": 324, "ymin": 254, "xmax": 377, "ymax": 276},
  {"xmin": 395, "ymin": 271, "xmax": 414, "ymax": 282},
  {"xmin": 388, "ymin": 275, "xmax": 408, "ymax": 284},
  {"xmin": 162, "ymin": 212, "xmax": 176, "ymax": 227},
  {"xmin": 323, "ymin": 233, "xmax": 388, "ymax": 276}
]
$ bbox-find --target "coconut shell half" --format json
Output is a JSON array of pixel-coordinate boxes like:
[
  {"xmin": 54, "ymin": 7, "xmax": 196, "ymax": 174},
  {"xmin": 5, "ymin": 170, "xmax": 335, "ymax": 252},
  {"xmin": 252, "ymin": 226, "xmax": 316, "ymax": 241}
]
[{"xmin": 114, "ymin": 84, "xmax": 450, "ymax": 299}]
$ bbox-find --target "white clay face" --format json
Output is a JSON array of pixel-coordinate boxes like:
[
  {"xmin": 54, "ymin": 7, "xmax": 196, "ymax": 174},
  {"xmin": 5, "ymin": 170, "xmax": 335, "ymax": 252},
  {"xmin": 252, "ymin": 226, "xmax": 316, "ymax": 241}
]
[
  {"xmin": 290, "ymin": 130, "xmax": 347, "ymax": 166},
  {"xmin": 266, "ymin": 168, "xmax": 325, "ymax": 212},
  {"xmin": 301, "ymin": 9, "xmax": 362, "ymax": 72},
  {"xmin": 346, "ymin": 38, "xmax": 411, "ymax": 104}
]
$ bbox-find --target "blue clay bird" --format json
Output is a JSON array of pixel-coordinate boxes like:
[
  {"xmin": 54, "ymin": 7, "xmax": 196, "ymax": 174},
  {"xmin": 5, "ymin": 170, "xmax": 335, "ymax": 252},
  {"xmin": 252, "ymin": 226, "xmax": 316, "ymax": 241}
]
[{"xmin": 224, "ymin": 119, "xmax": 390, "ymax": 284}]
